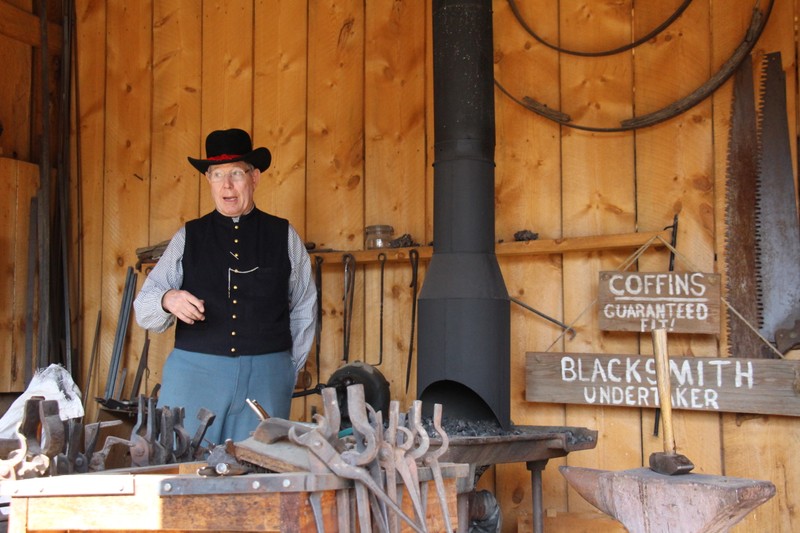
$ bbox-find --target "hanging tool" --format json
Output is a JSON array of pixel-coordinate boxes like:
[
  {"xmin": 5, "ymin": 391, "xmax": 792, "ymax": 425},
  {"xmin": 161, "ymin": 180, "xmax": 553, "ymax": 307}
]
[
  {"xmin": 406, "ymin": 249, "xmax": 420, "ymax": 394},
  {"xmin": 724, "ymin": 51, "xmax": 800, "ymax": 358},
  {"xmin": 753, "ymin": 52, "xmax": 800, "ymax": 353},
  {"xmin": 509, "ymin": 297, "xmax": 575, "ymax": 339},
  {"xmin": 724, "ymin": 53, "xmax": 764, "ymax": 358},
  {"xmin": 654, "ymin": 214, "xmax": 679, "ymax": 437},
  {"xmin": 649, "ymin": 329, "xmax": 694, "ymax": 475},
  {"xmin": 342, "ymin": 254, "xmax": 356, "ymax": 364},
  {"xmin": 373, "ymin": 252, "xmax": 387, "ymax": 366}
]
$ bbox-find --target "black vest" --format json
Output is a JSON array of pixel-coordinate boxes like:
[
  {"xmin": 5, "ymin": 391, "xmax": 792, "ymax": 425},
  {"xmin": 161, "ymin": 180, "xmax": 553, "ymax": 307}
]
[{"xmin": 174, "ymin": 208, "xmax": 292, "ymax": 356}]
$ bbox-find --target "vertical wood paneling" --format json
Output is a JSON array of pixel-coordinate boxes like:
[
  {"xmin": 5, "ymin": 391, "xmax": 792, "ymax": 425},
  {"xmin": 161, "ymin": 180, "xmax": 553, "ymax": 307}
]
[
  {"xmin": 11, "ymin": 162, "xmax": 40, "ymax": 391},
  {"xmin": 0, "ymin": 160, "xmax": 37, "ymax": 392},
  {"xmin": 199, "ymin": 0, "xmax": 254, "ymax": 215},
  {"xmin": 253, "ymin": 0, "xmax": 308, "ymax": 225},
  {"xmin": 559, "ymin": 0, "xmax": 640, "ymax": 517},
  {"xmin": 0, "ymin": 0, "xmax": 36, "ymax": 392},
  {"xmin": 306, "ymin": 0, "xmax": 365, "ymax": 405},
  {"xmin": 99, "ymin": 0, "xmax": 152, "ymax": 405},
  {"xmin": 146, "ymin": 0, "xmax": 203, "ymax": 390},
  {"xmin": 0, "ymin": 160, "xmax": 18, "ymax": 389},
  {"xmin": 0, "ymin": 0, "xmax": 32, "ymax": 161},
  {"xmin": 151, "ymin": 0, "xmax": 202, "ymax": 242},
  {"xmin": 306, "ymin": 0, "xmax": 364, "ymax": 251},
  {"xmin": 364, "ymin": 0, "xmax": 426, "ymax": 238},
  {"xmin": 493, "ymin": 0, "xmax": 571, "ymax": 525},
  {"xmin": 632, "ymin": 0, "xmax": 722, "ymax": 478},
  {"xmin": 0, "ymin": 37, "xmax": 31, "ymax": 161},
  {"xmin": 363, "ymin": 0, "xmax": 427, "ymax": 407},
  {"xmin": 72, "ymin": 0, "xmax": 106, "ymax": 417}
]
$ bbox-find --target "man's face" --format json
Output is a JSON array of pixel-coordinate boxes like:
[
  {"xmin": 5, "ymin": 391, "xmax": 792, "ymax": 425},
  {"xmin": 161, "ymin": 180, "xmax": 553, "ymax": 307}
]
[{"xmin": 206, "ymin": 162, "xmax": 260, "ymax": 217}]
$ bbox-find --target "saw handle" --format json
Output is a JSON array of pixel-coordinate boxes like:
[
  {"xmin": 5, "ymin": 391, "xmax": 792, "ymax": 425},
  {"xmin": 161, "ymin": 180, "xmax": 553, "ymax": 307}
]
[{"xmin": 652, "ymin": 329, "xmax": 676, "ymax": 454}]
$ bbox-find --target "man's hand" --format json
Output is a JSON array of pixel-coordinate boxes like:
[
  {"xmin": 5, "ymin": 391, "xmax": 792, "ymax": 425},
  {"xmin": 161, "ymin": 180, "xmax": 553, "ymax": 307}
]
[{"xmin": 162, "ymin": 289, "xmax": 205, "ymax": 324}]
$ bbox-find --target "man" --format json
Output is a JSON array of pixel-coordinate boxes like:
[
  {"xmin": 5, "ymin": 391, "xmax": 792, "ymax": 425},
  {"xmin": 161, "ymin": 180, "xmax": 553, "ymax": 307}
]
[{"xmin": 134, "ymin": 128, "xmax": 317, "ymax": 444}]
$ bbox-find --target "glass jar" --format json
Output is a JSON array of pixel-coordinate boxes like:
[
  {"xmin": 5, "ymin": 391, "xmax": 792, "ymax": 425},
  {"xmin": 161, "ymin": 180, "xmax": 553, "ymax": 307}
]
[{"xmin": 365, "ymin": 225, "xmax": 394, "ymax": 249}]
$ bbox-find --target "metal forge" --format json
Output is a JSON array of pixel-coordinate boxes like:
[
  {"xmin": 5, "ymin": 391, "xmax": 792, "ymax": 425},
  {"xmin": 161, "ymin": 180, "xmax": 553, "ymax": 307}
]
[{"xmin": 416, "ymin": 1, "xmax": 599, "ymax": 532}]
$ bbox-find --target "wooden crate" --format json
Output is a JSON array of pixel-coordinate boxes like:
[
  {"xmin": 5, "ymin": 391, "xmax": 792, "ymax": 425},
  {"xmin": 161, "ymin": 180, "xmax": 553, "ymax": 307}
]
[{"xmin": 3, "ymin": 463, "xmax": 467, "ymax": 532}]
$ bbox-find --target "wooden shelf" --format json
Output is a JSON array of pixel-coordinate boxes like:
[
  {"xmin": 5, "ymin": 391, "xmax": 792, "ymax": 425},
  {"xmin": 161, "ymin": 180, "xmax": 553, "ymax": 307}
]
[{"xmin": 308, "ymin": 229, "xmax": 670, "ymax": 265}]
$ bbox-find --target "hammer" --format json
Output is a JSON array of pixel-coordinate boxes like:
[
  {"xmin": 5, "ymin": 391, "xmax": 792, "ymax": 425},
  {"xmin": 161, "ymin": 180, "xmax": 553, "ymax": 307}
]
[{"xmin": 649, "ymin": 328, "xmax": 694, "ymax": 475}]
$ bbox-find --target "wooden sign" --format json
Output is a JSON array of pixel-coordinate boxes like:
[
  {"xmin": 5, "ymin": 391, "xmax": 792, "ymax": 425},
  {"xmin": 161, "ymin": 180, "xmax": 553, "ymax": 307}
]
[
  {"xmin": 598, "ymin": 272, "xmax": 720, "ymax": 333},
  {"xmin": 526, "ymin": 352, "xmax": 800, "ymax": 417}
]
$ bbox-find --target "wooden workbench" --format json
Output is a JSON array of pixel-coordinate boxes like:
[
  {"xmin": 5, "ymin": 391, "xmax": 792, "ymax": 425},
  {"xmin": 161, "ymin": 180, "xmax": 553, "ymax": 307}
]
[{"xmin": 2, "ymin": 462, "xmax": 467, "ymax": 532}]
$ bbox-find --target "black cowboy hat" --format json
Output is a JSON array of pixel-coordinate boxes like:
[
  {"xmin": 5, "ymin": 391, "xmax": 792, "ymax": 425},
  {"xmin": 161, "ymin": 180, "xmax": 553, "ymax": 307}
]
[{"xmin": 188, "ymin": 128, "xmax": 271, "ymax": 173}]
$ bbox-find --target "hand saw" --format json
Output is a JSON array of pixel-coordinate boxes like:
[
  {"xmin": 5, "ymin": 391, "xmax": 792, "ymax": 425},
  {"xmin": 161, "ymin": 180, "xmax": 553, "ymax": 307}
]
[
  {"xmin": 724, "ymin": 52, "xmax": 800, "ymax": 357},
  {"xmin": 755, "ymin": 52, "xmax": 800, "ymax": 353}
]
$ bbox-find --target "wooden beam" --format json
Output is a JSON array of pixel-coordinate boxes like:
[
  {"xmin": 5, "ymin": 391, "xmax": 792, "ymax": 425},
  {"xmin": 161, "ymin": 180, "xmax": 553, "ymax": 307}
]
[{"xmin": 0, "ymin": 0, "xmax": 62, "ymax": 53}]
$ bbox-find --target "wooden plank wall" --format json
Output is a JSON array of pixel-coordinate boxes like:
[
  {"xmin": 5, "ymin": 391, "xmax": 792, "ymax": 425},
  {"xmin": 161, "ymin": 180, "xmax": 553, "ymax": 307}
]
[
  {"xmin": 0, "ymin": 159, "xmax": 39, "ymax": 392},
  {"xmin": 57, "ymin": 0, "xmax": 799, "ymax": 531}
]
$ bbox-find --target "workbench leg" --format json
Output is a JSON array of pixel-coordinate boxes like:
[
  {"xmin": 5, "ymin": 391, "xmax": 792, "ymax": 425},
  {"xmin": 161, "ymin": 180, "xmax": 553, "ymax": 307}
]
[{"xmin": 527, "ymin": 459, "xmax": 549, "ymax": 533}]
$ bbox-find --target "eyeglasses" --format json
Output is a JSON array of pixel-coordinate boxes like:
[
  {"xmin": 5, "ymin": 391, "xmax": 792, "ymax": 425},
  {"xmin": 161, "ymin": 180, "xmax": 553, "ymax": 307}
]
[{"xmin": 207, "ymin": 168, "xmax": 251, "ymax": 183}]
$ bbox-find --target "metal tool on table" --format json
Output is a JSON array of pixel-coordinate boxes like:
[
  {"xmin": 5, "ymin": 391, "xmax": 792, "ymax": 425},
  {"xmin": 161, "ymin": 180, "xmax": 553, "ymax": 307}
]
[
  {"xmin": 148, "ymin": 397, "xmax": 169, "ymax": 465},
  {"xmin": 393, "ymin": 403, "xmax": 428, "ymax": 532},
  {"xmin": 188, "ymin": 407, "xmax": 217, "ymax": 460},
  {"xmin": 200, "ymin": 440, "xmax": 251, "ymax": 477},
  {"xmin": 228, "ymin": 384, "xmax": 459, "ymax": 531},
  {"xmin": 288, "ymin": 414, "xmax": 425, "ymax": 533},
  {"xmin": 374, "ymin": 402, "xmax": 400, "ymax": 533},
  {"xmin": 407, "ymin": 401, "xmax": 436, "ymax": 526},
  {"xmin": 246, "ymin": 398, "xmax": 270, "ymax": 421},
  {"xmin": 421, "ymin": 403, "xmax": 453, "ymax": 533},
  {"xmin": 342, "ymin": 385, "xmax": 382, "ymax": 531},
  {"xmin": 53, "ymin": 418, "xmax": 87, "ymax": 475},
  {"xmin": 158, "ymin": 406, "xmax": 176, "ymax": 464},
  {"xmin": 89, "ymin": 435, "xmax": 135, "ymax": 472},
  {"xmin": 171, "ymin": 407, "xmax": 192, "ymax": 460},
  {"xmin": 83, "ymin": 419, "xmax": 123, "ymax": 471},
  {"xmin": 128, "ymin": 395, "xmax": 152, "ymax": 467},
  {"xmin": 649, "ymin": 329, "xmax": 694, "ymax": 476},
  {"xmin": 724, "ymin": 51, "xmax": 800, "ymax": 358}
]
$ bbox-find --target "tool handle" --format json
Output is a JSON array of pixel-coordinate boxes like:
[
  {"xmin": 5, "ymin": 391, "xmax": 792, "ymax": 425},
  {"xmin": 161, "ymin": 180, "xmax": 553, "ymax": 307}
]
[{"xmin": 652, "ymin": 328, "xmax": 676, "ymax": 453}]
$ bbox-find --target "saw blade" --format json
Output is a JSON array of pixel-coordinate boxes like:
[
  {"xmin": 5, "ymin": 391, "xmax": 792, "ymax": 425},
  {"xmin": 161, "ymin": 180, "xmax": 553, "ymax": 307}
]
[
  {"xmin": 724, "ymin": 53, "xmax": 764, "ymax": 358},
  {"xmin": 755, "ymin": 52, "xmax": 800, "ymax": 353}
]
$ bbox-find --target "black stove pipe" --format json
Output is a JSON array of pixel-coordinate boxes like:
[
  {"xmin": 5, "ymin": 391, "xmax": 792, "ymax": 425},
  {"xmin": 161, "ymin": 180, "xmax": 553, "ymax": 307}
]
[{"xmin": 417, "ymin": 0, "xmax": 511, "ymax": 430}]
